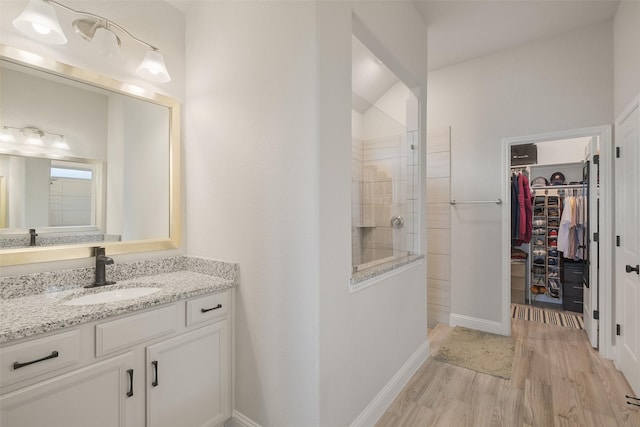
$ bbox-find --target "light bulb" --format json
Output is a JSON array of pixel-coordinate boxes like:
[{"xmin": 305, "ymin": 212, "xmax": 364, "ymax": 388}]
[{"xmin": 32, "ymin": 22, "xmax": 51, "ymax": 35}]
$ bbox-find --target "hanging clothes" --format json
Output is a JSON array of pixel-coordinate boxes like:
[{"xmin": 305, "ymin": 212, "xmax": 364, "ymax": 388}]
[
  {"xmin": 558, "ymin": 193, "xmax": 587, "ymax": 260},
  {"xmin": 511, "ymin": 174, "xmax": 520, "ymax": 242},
  {"xmin": 521, "ymin": 174, "xmax": 532, "ymax": 244},
  {"xmin": 511, "ymin": 172, "xmax": 532, "ymax": 246}
]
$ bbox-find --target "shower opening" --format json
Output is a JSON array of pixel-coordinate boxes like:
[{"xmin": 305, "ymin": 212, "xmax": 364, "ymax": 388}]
[{"xmin": 351, "ymin": 35, "xmax": 419, "ymax": 273}]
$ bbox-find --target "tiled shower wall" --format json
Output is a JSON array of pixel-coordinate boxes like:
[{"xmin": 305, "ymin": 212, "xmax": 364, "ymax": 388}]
[
  {"xmin": 426, "ymin": 127, "xmax": 451, "ymax": 327},
  {"xmin": 352, "ymin": 134, "xmax": 417, "ymax": 267}
]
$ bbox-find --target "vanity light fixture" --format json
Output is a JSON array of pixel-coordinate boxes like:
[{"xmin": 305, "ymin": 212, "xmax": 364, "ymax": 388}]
[
  {"xmin": 0, "ymin": 125, "xmax": 69, "ymax": 151},
  {"xmin": 12, "ymin": 0, "xmax": 171, "ymax": 83}
]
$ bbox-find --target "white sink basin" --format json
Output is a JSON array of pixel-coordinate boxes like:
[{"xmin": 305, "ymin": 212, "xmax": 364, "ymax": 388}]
[{"xmin": 64, "ymin": 287, "xmax": 161, "ymax": 306}]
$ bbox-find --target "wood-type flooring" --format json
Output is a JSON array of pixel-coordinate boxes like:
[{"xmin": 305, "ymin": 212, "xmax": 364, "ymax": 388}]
[{"xmin": 375, "ymin": 319, "xmax": 640, "ymax": 427}]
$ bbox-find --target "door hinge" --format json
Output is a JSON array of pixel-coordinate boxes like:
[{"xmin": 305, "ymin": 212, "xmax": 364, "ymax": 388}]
[
  {"xmin": 593, "ymin": 154, "xmax": 600, "ymax": 165},
  {"xmin": 616, "ymin": 235, "xmax": 621, "ymax": 247},
  {"xmin": 616, "ymin": 147, "xmax": 621, "ymax": 158},
  {"xmin": 593, "ymin": 232, "xmax": 599, "ymax": 243},
  {"xmin": 616, "ymin": 324, "xmax": 621, "ymax": 336},
  {"xmin": 593, "ymin": 310, "xmax": 599, "ymax": 320}
]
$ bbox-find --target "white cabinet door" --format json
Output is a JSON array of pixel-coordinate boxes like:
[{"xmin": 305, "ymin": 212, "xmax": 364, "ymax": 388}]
[
  {"xmin": 0, "ymin": 352, "xmax": 135, "ymax": 427},
  {"xmin": 147, "ymin": 321, "xmax": 230, "ymax": 427}
]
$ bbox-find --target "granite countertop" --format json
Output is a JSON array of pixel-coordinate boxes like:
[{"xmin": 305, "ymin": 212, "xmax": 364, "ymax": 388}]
[{"xmin": 0, "ymin": 256, "xmax": 238, "ymax": 344}]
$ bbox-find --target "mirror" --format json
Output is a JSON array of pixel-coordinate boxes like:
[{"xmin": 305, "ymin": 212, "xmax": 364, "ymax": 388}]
[{"xmin": 0, "ymin": 45, "xmax": 181, "ymax": 265}]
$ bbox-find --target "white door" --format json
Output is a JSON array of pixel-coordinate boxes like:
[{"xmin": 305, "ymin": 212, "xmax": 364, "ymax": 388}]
[
  {"xmin": 615, "ymin": 100, "xmax": 640, "ymax": 395},
  {"xmin": 147, "ymin": 322, "xmax": 230, "ymax": 427},
  {"xmin": 583, "ymin": 137, "xmax": 599, "ymax": 348}
]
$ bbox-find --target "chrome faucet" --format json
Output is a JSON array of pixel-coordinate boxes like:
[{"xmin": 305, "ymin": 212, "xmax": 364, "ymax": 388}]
[
  {"xmin": 86, "ymin": 247, "xmax": 115, "ymax": 288},
  {"xmin": 29, "ymin": 229, "xmax": 37, "ymax": 247}
]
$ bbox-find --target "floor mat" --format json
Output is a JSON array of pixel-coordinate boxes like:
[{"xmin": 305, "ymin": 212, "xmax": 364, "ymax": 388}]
[
  {"xmin": 433, "ymin": 326, "xmax": 514, "ymax": 379},
  {"xmin": 511, "ymin": 303, "xmax": 584, "ymax": 330}
]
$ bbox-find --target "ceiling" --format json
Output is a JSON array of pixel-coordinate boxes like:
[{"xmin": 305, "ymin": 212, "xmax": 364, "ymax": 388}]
[
  {"xmin": 352, "ymin": 35, "xmax": 400, "ymax": 114},
  {"xmin": 352, "ymin": 0, "xmax": 620, "ymax": 111},
  {"xmin": 413, "ymin": 0, "xmax": 621, "ymax": 71}
]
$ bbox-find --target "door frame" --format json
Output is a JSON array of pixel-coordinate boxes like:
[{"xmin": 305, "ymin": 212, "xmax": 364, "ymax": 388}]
[{"xmin": 501, "ymin": 125, "xmax": 614, "ymax": 359}]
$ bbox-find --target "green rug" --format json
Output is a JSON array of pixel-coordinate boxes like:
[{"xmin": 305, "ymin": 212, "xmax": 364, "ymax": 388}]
[{"xmin": 433, "ymin": 327, "xmax": 515, "ymax": 380}]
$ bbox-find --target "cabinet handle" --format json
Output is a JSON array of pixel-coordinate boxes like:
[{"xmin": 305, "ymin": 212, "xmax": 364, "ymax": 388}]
[
  {"xmin": 127, "ymin": 369, "xmax": 134, "ymax": 397},
  {"xmin": 152, "ymin": 360, "xmax": 159, "ymax": 387},
  {"xmin": 201, "ymin": 304, "xmax": 222, "ymax": 313},
  {"xmin": 13, "ymin": 351, "xmax": 59, "ymax": 370},
  {"xmin": 626, "ymin": 264, "xmax": 639, "ymax": 275}
]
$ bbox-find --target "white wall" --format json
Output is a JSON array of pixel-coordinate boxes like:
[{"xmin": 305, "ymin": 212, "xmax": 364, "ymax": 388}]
[
  {"xmin": 428, "ymin": 21, "xmax": 613, "ymax": 325},
  {"xmin": 184, "ymin": 2, "xmax": 320, "ymax": 425},
  {"xmin": 613, "ymin": 1, "xmax": 640, "ymax": 117},
  {"xmin": 317, "ymin": 2, "xmax": 427, "ymax": 426},
  {"xmin": 535, "ymin": 137, "xmax": 590, "ymax": 165},
  {"xmin": 185, "ymin": 1, "xmax": 427, "ymax": 426}
]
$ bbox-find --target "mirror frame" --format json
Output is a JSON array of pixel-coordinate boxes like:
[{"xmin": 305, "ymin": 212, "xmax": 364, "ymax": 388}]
[{"xmin": 0, "ymin": 45, "xmax": 181, "ymax": 266}]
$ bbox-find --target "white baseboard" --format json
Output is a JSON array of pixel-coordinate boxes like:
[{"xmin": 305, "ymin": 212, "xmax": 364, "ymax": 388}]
[
  {"xmin": 449, "ymin": 313, "xmax": 509, "ymax": 336},
  {"xmin": 224, "ymin": 411, "xmax": 262, "ymax": 427},
  {"xmin": 350, "ymin": 339, "xmax": 430, "ymax": 427}
]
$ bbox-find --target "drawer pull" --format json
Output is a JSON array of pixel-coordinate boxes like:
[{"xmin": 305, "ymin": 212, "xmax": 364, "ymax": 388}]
[
  {"xmin": 201, "ymin": 304, "xmax": 222, "ymax": 313},
  {"xmin": 13, "ymin": 351, "xmax": 59, "ymax": 370},
  {"xmin": 127, "ymin": 369, "xmax": 134, "ymax": 397},
  {"xmin": 152, "ymin": 360, "xmax": 159, "ymax": 387},
  {"xmin": 626, "ymin": 264, "xmax": 640, "ymax": 275}
]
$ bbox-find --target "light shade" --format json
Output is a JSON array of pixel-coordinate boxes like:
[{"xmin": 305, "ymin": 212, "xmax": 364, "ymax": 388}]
[
  {"xmin": 90, "ymin": 27, "xmax": 123, "ymax": 61},
  {"xmin": 136, "ymin": 49, "xmax": 171, "ymax": 83},
  {"xmin": 20, "ymin": 127, "xmax": 45, "ymax": 146},
  {"xmin": 0, "ymin": 127, "xmax": 16, "ymax": 144},
  {"xmin": 12, "ymin": 0, "xmax": 67, "ymax": 44},
  {"xmin": 51, "ymin": 135, "xmax": 70, "ymax": 150}
]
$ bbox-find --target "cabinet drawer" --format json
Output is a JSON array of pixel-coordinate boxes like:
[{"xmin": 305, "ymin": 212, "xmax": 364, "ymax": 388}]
[
  {"xmin": 511, "ymin": 289, "xmax": 525, "ymax": 304},
  {"xmin": 511, "ymin": 262, "xmax": 526, "ymax": 278},
  {"xmin": 563, "ymin": 282, "xmax": 584, "ymax": 298},
  {"xmin": 511, "ymin": 276, "xmax": 525, "ymax": 291},
  {"xmin": 186, "ymin": 291, "xmax": 229, "ymax": 326},
  {"xmin": 0, "ymin": 330, "xmax": 80, "ymax": 388},
  {"xmin": 96, "ymin": 304, "xmax": 177, "ymax": 357},
  {"xmin": 563, "ymin": 297, "xmax": 583, "ymax": 313}
]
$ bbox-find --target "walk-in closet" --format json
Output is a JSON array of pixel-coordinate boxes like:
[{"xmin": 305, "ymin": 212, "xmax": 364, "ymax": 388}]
[{"xmin": 510, "ymin": 137, "xmax": 598, "ymax": 317}]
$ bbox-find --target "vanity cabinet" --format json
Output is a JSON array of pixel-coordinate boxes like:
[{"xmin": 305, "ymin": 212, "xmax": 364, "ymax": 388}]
[{"xmin": 0, "ymin": 290, "xmax": 232, "ymax": 427}]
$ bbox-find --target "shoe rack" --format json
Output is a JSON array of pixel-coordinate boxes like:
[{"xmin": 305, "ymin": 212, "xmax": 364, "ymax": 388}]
[{"xmin": 530, "ymin": 192, "xmax": 562, "ymax": 305}]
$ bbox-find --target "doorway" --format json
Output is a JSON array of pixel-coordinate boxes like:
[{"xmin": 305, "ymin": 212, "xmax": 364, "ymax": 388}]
[{"xmin": 501, "ymin": 126, "xmax": 614, "ymax": 358}]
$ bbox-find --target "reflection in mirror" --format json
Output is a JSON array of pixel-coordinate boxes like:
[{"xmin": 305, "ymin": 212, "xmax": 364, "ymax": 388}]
[{"xmin": 0, "ymin": 45, "xmax": 180, "ymax": 265}]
